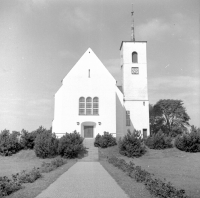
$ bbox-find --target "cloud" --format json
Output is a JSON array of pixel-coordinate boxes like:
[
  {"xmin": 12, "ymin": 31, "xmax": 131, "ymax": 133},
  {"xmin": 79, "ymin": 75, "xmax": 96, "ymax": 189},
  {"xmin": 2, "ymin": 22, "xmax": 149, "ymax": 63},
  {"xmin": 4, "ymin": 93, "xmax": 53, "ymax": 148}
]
[
  {"xmin": 103, "ymin": 58, "xmax": 121, "ymax": 83},
  {"xmin": 136, "ymin": 19, "xmax": 170, "ymax": 40},
  {"xmin": 58, "ymin": 50, "xmax": 76, "ymax": 59},
  {"xmin": 59, "ymin": 7, "xmax": 91, "ymax": 31}
]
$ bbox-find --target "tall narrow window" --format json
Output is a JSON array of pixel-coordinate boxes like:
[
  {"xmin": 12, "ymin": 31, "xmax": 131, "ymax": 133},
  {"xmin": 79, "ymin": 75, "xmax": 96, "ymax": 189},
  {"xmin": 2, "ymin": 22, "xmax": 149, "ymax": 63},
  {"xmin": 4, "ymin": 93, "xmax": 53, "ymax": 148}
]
[
  {"xmin": 86, "ymin": 97, "xmax": 92, "ymax": 115},
  {"xmin": 93, "ymin": 97, "xmax": 99, "ymax": 115},
  {"xmin": 126, "ymin": 111, "xmax": 130, "ymax": 126},
  {"xmin": 79, "ymin": 97, "xmax": 85, "ymax": 115},
  {"xmin": 132, "ymin": 52, "xmax": 138, "ymax": 63}
]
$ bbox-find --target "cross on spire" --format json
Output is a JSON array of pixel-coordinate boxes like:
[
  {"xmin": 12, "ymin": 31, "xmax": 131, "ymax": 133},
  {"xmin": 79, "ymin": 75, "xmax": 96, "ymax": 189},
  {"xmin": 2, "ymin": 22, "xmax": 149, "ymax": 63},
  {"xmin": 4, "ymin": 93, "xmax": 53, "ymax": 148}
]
[{"xmin": 131, "ymin": 4, "xmax": 135, "ymax": 41}]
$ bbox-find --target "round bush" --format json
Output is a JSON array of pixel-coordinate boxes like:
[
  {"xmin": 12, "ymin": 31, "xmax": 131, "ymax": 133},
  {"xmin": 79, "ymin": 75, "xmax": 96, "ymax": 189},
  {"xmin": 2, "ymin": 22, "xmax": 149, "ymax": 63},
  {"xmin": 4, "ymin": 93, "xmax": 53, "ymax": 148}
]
[
  {"xmin": 175, "ymin": 129, "xmax": 200, "ymax": 152},
  {"xmin": 34, "ymin": 130, "xmax": 58, "ymax": 158},
  {"xmin": 58, "ymin": 131, "xmax": 85, "ymax": 158},
  {"xmin": 145, "ymin": 130, "xmax": 173, "ymax": 150},
  {"xmin": 94, "ymin": 132, "xmax": 117, "ymax": 148},
  {"xmin": 118, "ymin": 130, "xmax": 146, "ymax": 158}
]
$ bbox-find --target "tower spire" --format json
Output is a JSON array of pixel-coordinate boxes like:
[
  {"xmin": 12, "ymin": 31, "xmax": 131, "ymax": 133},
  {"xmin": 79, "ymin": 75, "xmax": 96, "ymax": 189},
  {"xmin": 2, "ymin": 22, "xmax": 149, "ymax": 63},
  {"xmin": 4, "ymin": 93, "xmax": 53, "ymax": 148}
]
[{"xmin": 131, "ymin": 4, "xmax": 135, "ymax": 41}]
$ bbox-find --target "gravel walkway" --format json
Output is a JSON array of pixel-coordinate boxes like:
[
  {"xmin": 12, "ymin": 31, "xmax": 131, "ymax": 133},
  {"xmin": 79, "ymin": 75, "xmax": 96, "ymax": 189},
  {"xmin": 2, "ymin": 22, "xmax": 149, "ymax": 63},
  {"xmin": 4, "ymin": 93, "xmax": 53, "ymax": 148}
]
[
  {"xmin": 35, "ymin": 139, "xmax": 129, "ymax": 198},
  {"xmin": 35, "ymin": 162, "xmax": 129, "ymax": 198}
]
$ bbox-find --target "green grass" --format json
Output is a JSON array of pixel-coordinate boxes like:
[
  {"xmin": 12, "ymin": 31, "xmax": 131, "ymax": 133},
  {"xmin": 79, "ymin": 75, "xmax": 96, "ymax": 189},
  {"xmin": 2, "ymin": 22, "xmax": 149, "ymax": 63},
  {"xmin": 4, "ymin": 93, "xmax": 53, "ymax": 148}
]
[
  {"xmin": 100, "ymin": 160, "xmax": 153, "ymax": 198},
  {"xmin": 0, "ymin": 149, "xmax": 77, "ymax": 198},
  {"xmin": 0, "ymin": 150, "xmax": 54, "ymax": 177},
  {"xmin": 99, "ymin": 146, "xmax": 200, "ymax": 198}
]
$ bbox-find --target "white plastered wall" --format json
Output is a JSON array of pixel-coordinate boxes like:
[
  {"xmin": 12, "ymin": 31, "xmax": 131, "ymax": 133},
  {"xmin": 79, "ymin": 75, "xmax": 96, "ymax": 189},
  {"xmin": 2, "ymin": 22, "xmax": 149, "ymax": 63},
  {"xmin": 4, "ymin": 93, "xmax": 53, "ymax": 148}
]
[
  {"xmin": 120, "ymin": 41, "xmax": 150, "ymax": 137},
  {"xmin": 121, "ymin": 42, "xmax": 148, "ymax": 100},
  {"xmin": 115, "ymin": 86, "xmax": 125, "ymax": 138},
  {"xmin": 124, "ymin": 100, "xmax": 150, "ymax": 136},
  {"xmin": 52, "ymin": 48, "xmax": 117, "ymax": 138}
]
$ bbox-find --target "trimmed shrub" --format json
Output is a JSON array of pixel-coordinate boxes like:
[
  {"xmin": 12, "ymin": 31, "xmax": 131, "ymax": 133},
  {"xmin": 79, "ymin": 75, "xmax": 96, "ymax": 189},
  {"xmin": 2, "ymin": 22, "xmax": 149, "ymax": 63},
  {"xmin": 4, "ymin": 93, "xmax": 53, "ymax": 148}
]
[
  {"xmin": 58, "ymin": 131, "xmax": 86, "ymax": 158},
  {"xmin": 0, "ymin": 176, "xmax": 22, "ymax": 197},
  {"xmin": 175, "ymin": 126, "xmax": 200, "ymax": 152},
  {"xmin": 108, "ymin": 156, "xmax": 189, "ymax": 198},
  {"xmin": 0, "ymin": 130, "xmax": 22, "ymax": 156},
  {"xmin": 118, "ymin": 130, "xmax": 146, "ymax": 158},
  {"xmin": 145, "ymin": 130, "xmax": 173, "ymax": 150},
  {"xmin": 94, "ymin": 132, "xmax": 117, "ymax": 148},
  {"xmin": 34, "ymin": 130, "xmax": 58, "ymax": 158},
  {"xmin": 40, "ymin": 158, "xmax": 67, "ymax": 173}
]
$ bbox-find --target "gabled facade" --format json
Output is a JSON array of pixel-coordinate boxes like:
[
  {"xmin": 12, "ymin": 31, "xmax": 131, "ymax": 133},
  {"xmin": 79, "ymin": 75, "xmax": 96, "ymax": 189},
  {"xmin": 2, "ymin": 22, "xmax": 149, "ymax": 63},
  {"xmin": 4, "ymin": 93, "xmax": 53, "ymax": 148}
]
[{"xmin": 52, "ymin": 44, "xmax": 150, "ymax": 138}]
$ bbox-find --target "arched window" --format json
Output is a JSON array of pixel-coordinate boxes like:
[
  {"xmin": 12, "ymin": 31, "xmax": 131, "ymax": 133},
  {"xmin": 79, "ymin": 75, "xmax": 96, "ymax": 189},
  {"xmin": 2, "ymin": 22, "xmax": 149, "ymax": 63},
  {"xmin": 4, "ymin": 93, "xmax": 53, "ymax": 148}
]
[
  {"xmin": 86, "ymin": 97, "xmax": 92, "ymax": 115},
  {"xmin": 79, "ymin": 97, "xmax": 85, "ymax": 115},
  {"xmin": 93, "ymin": 97, "xmax": 99, "ymax": 115},
  {"xmin": 132, "ymin": 52, "xmax": 138, "ymax": 63}
]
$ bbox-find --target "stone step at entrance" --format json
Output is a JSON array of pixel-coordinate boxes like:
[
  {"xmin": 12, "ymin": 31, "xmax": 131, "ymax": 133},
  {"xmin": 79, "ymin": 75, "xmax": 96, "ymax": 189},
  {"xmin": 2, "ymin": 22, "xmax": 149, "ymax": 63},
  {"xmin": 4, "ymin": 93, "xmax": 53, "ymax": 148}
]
[{"xmin": 80, "ymin": 138, "xmax": 99, "ymax": 162}]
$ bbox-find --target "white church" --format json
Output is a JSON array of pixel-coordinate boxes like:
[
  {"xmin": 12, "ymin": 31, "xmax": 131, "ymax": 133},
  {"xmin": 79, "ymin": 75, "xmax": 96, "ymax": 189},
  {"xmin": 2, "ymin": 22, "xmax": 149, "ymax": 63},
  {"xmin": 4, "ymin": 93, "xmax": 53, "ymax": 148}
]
[{"xmin": 52, "ymin": 14, "xmax": 150, "ymax": 139}]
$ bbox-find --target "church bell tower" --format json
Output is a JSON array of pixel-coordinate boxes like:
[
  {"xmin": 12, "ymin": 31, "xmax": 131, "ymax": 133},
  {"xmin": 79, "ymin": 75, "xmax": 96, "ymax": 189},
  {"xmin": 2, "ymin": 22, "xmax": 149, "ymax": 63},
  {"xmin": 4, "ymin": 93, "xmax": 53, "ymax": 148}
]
[{"xmin": 120, "ymin": 7, "xmax": 150, "ymax": 137}]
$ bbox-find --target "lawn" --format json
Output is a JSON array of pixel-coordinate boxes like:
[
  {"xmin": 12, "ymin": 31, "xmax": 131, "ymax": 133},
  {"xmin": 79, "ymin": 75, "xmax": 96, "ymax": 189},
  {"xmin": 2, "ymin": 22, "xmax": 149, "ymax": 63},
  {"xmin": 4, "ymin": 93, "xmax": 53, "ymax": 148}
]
[
  {"xmin": 0, "ymin": 150, "xmax": 76, "ymax": 198},
  {"xmin": 0, "ymin": 150, "xmax": 53, "ymax": 177},
  {"xmin": 99, "ymin": 146, "xmax": 200, "ymax": 198}
]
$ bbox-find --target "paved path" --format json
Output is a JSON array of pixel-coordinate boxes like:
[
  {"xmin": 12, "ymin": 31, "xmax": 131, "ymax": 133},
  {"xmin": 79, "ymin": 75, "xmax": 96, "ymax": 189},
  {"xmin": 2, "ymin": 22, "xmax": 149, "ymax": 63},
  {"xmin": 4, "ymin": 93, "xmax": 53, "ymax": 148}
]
[
  {"xmin": 35, "ymin": 139, "xmax": 129, "ymax": 198},
  {"xmin": 79, "ymin": 138, "xmax": 99, "ymax": 162}
]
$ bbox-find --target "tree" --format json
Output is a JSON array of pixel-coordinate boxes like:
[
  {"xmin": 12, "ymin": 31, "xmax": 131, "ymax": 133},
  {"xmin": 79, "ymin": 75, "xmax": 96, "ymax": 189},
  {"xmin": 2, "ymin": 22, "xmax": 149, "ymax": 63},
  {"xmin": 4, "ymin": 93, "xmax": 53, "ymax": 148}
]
[
  {"xmin": 149, "ymin": 104, "xmax": 164, "ymax": 135},
  {"xmin": 153, "ymin": 99, "xmax": 190, "ymax": 135}
]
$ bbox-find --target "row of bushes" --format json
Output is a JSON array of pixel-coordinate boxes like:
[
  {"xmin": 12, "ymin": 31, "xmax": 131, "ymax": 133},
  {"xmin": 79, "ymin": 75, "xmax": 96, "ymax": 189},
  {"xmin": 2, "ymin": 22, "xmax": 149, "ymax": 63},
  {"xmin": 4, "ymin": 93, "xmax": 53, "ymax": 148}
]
[
  {"xmin": 95, "ymin": 128, "xmax": 200, "ymax": 159},
  {"xmin": 94, "ymin": 130, "xmax": 147, "ymax": 158},
  {"xmin": 108, "ymin": 156, "xmax": 189, "ymax": 198},
  {"xmin": 0, "ymin": 126, "xmax": 50, "ymax": 156},
  {"xmin": 0, "ymin": 158, "xmax": 67, "ymax": 197},
  {"xmin": 0, "ymin": 176, "xmax": 21, "ymax": 197},
  {"xmin": 146, "ymin": 127, "xmax": 200, "ymax": 153},
  {"xmin": 0, "ymin": 128, "xmax": 86, "ymax": 159},
  {"xmin": 0, "ymin": 167, "xmax": 41, "ymax": 197},
  {"xmin": 35, "ymin": 131, "xmax": 86, "ymax": 159},
  {"xmin": 40, "ymin": 158, "xmax": 67, "ymax": 173}
]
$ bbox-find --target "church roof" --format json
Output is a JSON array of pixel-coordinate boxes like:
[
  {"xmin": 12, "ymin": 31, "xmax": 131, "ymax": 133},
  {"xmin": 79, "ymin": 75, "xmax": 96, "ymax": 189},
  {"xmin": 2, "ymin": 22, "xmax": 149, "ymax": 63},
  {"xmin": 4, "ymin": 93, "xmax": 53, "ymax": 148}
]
[{"xmin": 117, "ymin": 86, "xmax": 123, "ymax": 94}]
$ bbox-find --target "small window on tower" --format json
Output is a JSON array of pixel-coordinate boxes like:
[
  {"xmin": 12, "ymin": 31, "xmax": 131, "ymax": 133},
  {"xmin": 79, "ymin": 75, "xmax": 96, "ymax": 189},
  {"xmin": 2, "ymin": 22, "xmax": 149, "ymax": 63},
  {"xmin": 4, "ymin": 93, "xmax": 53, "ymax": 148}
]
[
  {"xmin": 132, "ymin": 52, "xmax": 138, "ymax": 63},
  {"xmin": 131, "ymin": 67, "xmax": 139, "ymax": 74}
]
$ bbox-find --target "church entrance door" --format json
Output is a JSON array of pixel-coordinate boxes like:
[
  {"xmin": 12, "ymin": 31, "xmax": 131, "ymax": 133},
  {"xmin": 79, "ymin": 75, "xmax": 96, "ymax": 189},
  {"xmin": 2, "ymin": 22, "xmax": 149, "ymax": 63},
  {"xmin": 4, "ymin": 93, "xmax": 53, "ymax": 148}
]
[{"xmin": 84, "ymin": 126, "xmax": 93, "ymax": 138}]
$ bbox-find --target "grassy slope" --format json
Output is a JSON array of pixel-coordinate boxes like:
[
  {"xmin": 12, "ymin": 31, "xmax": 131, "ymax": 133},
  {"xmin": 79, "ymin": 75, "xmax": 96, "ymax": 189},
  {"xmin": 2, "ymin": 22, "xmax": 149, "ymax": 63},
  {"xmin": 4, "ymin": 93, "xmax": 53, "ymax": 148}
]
[
  {"xmin": 0, "ymin": 150, "xmax": 77, "ymax": 198},
  {"xmin": 99, "ymin": 146, "xmax": 200, "ymax": 198},
  {"xmin": 0, "ymin": 150, "xmax": 54, "ymax": 177}
]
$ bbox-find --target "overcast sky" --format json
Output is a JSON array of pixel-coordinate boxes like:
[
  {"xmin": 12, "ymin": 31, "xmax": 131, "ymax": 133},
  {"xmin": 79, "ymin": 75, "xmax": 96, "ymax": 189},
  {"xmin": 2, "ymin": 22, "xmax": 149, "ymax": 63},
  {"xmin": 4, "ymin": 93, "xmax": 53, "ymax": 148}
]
[{"xmin": 0, "ymin": 0, "xmax": 199, "ymax": 132}]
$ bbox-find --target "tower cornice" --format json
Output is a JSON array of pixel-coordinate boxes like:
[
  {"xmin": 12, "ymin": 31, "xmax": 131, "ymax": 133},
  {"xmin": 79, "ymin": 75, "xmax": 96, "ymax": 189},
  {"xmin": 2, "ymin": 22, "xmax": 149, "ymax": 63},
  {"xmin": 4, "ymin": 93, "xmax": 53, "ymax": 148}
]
[{"xmin": 120, "ymin": 41, "xmax": 147, "ymax": 50}]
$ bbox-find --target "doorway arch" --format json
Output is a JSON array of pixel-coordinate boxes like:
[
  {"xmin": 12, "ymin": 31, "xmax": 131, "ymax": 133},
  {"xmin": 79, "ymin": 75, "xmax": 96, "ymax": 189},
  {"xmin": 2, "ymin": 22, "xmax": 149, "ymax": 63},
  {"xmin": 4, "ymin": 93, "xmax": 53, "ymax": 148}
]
[{"xmin": 81, "ymin": 121, "xmax": 96, "ymax": 138}]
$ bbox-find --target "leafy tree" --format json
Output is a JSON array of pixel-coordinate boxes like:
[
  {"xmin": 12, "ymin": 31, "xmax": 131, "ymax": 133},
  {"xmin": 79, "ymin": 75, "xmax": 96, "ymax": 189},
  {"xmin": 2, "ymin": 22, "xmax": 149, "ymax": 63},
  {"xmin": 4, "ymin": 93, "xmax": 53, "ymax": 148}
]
[
  {"xmin": 153, "ymin": 99, "xmax": 190, "ymax": 135},
  {"xmin": 0, "ymin": 130, "xmax": 21, "ymax": 156},
  {"xmin": 149, "ymin": 104, "xmax": 164, "ymax": 135}
]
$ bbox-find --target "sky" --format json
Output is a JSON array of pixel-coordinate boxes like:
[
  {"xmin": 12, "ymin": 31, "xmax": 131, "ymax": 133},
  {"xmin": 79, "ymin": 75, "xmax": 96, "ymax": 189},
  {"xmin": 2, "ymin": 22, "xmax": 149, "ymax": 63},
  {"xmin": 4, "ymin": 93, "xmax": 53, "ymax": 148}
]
[{"xmin": 0, "ymin": 0, "xmax": 199, "ymax": 132}]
